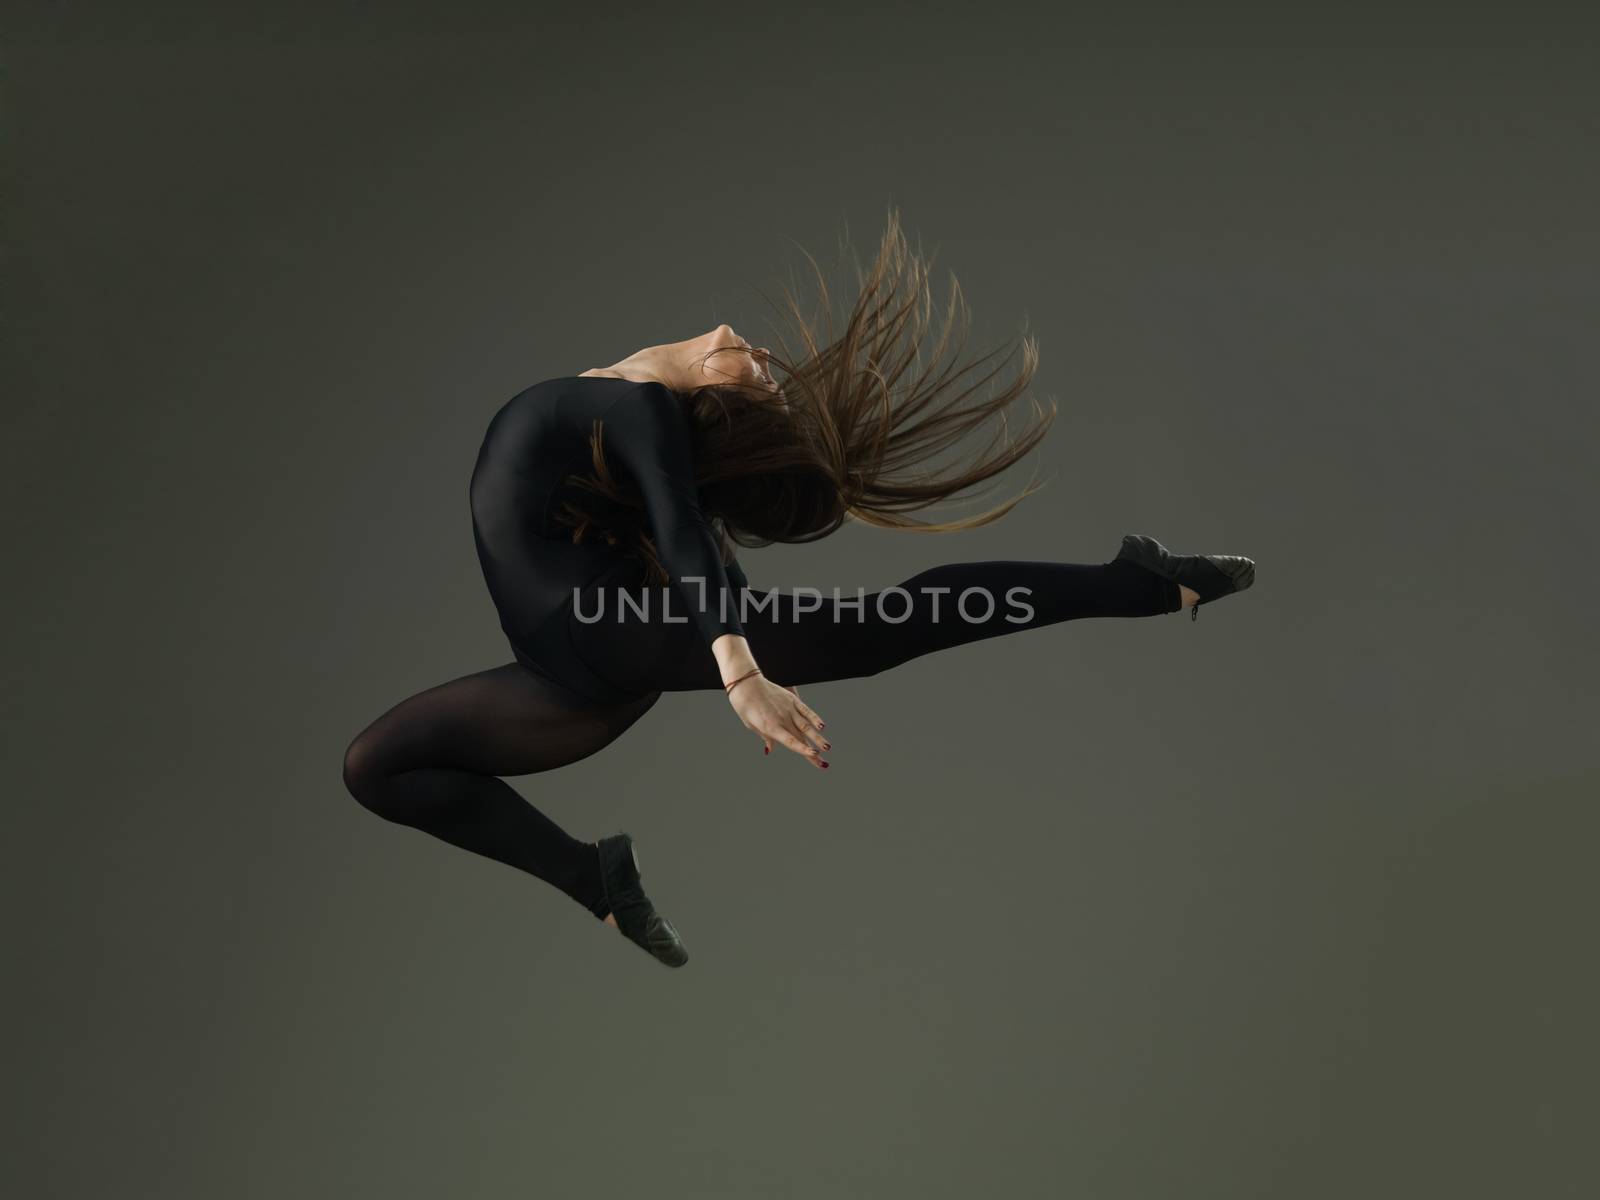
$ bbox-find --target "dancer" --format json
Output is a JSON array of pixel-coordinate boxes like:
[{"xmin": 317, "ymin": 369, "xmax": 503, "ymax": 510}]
[{"xmin": 341, "ymin": 210, "xmax": 1256, "ymax": 967}]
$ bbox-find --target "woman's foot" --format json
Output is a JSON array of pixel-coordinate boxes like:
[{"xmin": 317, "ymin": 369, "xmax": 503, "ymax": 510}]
[
  {"xmin": 594, "ymin": 832, "xmax": 689, "ymax": 967},
  {"xmin": 1113, "ymin": 533, "xmax": 1256, "ymax": 621}
]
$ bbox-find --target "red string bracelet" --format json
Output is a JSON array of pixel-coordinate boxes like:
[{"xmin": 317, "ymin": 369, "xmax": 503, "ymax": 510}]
[{"xmin": 724, "ymin": 667, "xmax": 762, "ymax": 695}]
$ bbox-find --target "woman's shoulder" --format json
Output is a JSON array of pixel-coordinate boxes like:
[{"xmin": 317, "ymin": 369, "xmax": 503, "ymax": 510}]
[
  {"xmin": 505, "ymin": 375, "xmax": 684, "ymax": 443},
  {"xmin": 575, "ymin": 368, "xmax": 666, "ymax": 385},
  {"xmin": 507, "ymin": 373, "xmax": 671, "ymax": 415},
  {"xmin": 523, "ymin": 372, "xmax": 677, "ymax": 400}
]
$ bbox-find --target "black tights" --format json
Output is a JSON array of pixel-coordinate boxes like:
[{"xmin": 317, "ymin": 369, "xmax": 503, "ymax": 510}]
[{"xmin": 341, "ymin": 557, "xmax": 1179, "ymax": 919}]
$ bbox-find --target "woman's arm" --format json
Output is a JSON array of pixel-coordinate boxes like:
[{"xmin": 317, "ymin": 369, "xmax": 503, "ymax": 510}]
[
  {"xmin": 711, "ymin": 632, "xmax": 759, "ymax": 686},
  {"xmin": 602, "ymin": 384, "xmax": 829, "ymax": 767},
  {"xmin": 724, "ymin": 554, "xmax": 751, "ymax": 595},
  {"xmin": 712, "ymin": 559, "xmax": 756, "ymax": 678},
  {"xmin": 600, "ymin": 383, "xmax": 746, "ymax": 656}
]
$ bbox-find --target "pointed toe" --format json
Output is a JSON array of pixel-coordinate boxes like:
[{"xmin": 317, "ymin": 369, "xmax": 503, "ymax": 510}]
[
  {"xmin": 643, "ymin": 911, "xmax": 689, "ymax": 967},
  {"xmin": 1113, "ymin": 533, "xmax": 1256, "ymax": 621}
]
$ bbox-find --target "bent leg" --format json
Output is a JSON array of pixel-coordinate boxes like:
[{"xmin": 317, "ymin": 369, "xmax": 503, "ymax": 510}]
[
  {"xmin": 633, "ymin": 556, "xmax": 1181, "ymax": 691},
  {"xmin": 341, "ymin": 661, "xmax": 659, "ymax": 918}
]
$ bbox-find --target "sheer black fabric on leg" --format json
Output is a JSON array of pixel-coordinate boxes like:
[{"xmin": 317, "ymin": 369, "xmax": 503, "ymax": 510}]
[{"xmin": 341, "ymin": 662, "xmax": 659, "ymax": 919}]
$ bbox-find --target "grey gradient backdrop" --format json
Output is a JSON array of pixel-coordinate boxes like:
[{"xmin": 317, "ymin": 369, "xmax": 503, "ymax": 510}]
[{"xmin": 6, "ymin": 5, "xmax": 1598, "ymax": 1198}]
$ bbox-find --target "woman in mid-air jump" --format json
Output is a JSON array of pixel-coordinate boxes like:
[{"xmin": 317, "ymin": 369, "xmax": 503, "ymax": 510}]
[{"xmin": 341, "ymin": 209, "xmax": 1256, "ymax": 967}]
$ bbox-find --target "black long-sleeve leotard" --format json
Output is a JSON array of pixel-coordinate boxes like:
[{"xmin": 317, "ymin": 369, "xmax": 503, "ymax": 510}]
[
  {"xmin": 470, "ymin": 375, "xmax": 744, "ymax": 701},
  {"xmin": 469, "ymin": 374, "xmax": 1181, "ymax": 707}
]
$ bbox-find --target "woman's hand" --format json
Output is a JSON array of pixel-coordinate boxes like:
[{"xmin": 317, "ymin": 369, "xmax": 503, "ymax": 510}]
[{"xmin": 727, "ymin": 674, "xmax": 830, "ymax": 769}]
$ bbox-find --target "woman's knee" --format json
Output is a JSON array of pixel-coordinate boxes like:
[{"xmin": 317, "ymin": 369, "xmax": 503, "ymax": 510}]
[{"xmin": 341, "ymin": 729, "xmax": 389, "ymax": 812}]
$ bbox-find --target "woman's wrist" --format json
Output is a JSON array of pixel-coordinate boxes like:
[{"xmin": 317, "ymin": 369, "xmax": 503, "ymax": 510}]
[{"xmin": 711, "ymin": 633, "xmax": 759, "ymax": 688}]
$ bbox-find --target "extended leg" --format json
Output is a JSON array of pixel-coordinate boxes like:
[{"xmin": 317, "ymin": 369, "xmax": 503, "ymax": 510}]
[
  {"xmin": 622, "ymin": 555, "xmax": 1183, "ymax": 692},
  {"xmin": 341, "ymin": 661, "xmax": 659, "ymax": 918},
  {"xmin": 753, "ymin": 556, "xmax": 1180, "ymax": 686}
]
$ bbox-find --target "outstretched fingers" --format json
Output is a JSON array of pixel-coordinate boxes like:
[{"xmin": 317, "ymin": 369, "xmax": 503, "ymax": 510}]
[
  {"xmin": 769, "ymin": 721, "xmax": 828, "ymax": 769},
  {"xmin": 786, "ymin": 692, "xmax": 826, "ymax": 735},
  {"xmin": 790, "ymin": 709, "xmax": 829, "ymax": 753},
  {"xmin": 737, "ymin": 682, "xmax": 830, "ymax": 769}
]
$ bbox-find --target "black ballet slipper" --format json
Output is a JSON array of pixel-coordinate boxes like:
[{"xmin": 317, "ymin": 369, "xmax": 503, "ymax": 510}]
[
  {"xmin": 596, "ymin": 832, "xmax": 689, "ymax": 968},
  {"xmin": 1113, "ymin": 533, "xmax": 1257, "ymax": 622}
]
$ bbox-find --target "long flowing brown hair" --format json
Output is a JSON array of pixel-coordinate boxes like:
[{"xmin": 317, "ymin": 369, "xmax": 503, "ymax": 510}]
[{"xmin": 555, "ymin": 206, "xmax": 1059, "ymax": 583}]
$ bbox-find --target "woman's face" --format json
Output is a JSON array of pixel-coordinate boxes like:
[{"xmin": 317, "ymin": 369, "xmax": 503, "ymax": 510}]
[{"xmin": 698, "ymin": 324, "xmax": 780, "ymax": 395}]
